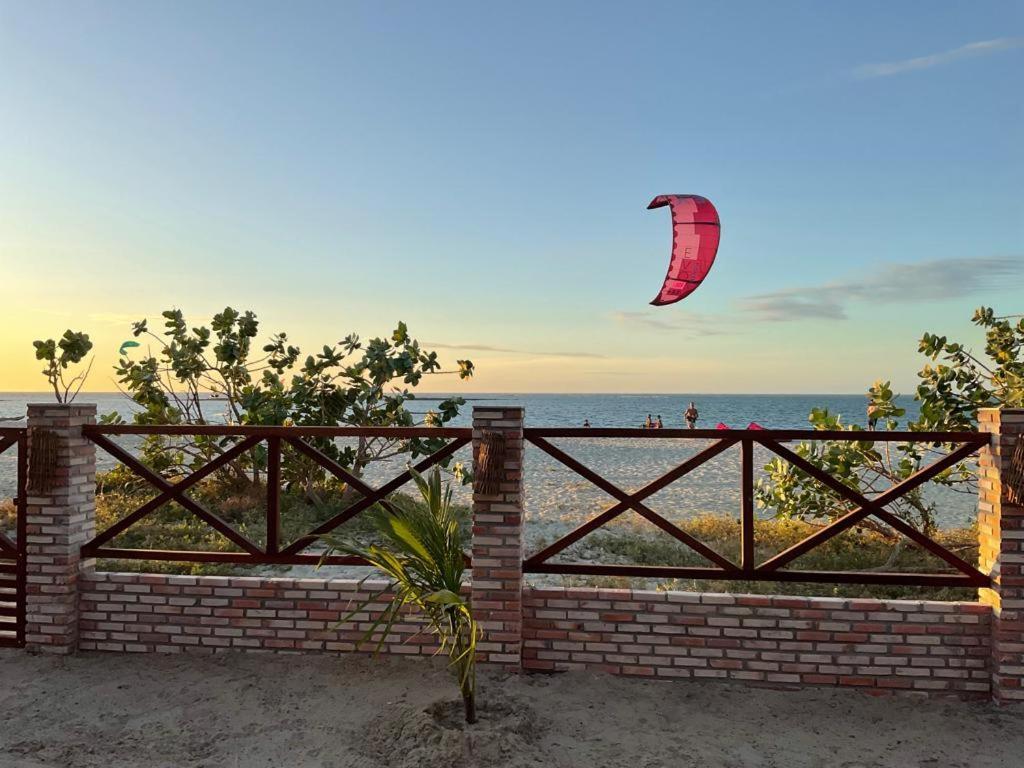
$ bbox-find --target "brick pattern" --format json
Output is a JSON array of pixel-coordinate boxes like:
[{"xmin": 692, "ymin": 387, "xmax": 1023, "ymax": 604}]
[
  {"xmin": 978, "ymin": 407, "xmax": 1024, "ymax": 702},
  {"xmin": 471, "ymin": 406, "xmax": 525, "ymax": 667},
  {"xmin": 24, "ymin": 404, "xmax": 96, "ymax": 654},
  {"xmin": 78, "ymin": 572, "xmax": 437, "ymax": 654},
  {"xmin": 523, "ymin": 588, "xmax": 991, "ymax": 696},
  {"xmin": 19, "ymin": 401, "xmax": 1024, "ymax": 704}
]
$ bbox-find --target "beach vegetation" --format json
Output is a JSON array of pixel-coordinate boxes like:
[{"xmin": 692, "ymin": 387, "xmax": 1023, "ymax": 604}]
[
  {"xmin": 103, "ymin": 308, "xmax": 473, "ymax": 492},
  {"xmin": 548, "ymin": 513, "xmax": 979, "ymax": 601},
  {"xmin": 83, "ymin": 468, "xmax": 470, "ymax": 576},
  {"xmin": 757, "ymin": 306, "xmax": 1022, "ymax": 537},
  {"xmin": 32, "ymin": 329, "xmax": 94, "ymax": 404},
  {"xmin": 915, "ymin": 306, "xmax": 1024, "ymax": 425},
  {"xmin": 0, "ymin": 489, "xmax": 977, "ymax": 601},
  {"xmin": 320, "ymin": 466, "xmax": 480, "ymax": 723}
]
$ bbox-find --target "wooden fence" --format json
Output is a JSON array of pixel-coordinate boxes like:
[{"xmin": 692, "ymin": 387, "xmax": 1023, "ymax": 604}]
[
  {"xmin": 72, "ymin": 423, "xmax": 992, "ymax": 588},
  {"xmin": 522, "ymin": 427, "xmax": 990, "ymax": 587}
]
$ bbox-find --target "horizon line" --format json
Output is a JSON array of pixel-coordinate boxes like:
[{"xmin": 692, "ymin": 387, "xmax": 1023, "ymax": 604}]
[{"xmin": 1, "ymin": 389, "xmax": 882, "ymax": 397}]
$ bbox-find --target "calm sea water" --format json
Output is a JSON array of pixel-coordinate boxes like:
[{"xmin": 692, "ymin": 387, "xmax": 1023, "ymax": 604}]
[
  {"xmin": 0, "ymin": 392, "xmax": 976, "ymax": 532},
  {"xmin": 0, "ymin": 391, "xmax": 897, "ymax": 430},
  {"xmin": 442, "ymin": 393, "xmax": 903, "ymax": 429}
]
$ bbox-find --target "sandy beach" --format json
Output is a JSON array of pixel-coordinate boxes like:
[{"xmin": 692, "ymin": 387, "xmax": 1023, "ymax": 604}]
[{"xmin": 2, "ymin": 649, "xmax": 1020, "ymax": 768}]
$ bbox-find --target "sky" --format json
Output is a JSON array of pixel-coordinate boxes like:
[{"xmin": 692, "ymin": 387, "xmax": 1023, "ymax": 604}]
[{"xmin": 1, "ymin": 1, "xmax": 1021, "ymax": 394}]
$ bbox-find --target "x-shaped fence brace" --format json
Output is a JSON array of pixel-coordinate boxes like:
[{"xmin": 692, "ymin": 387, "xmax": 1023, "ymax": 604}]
[
  {"xmin": 522, "ymin": 430, "xmax": 991, "ymax": 588},
  {"xmin": 81, "ymin": 428, "xmax": 472, "ymax": 565},
  {"xmin": 524, "ymin": 436, "xmax": 741, "ymax": 573},
  {"xmin": 277, "ymin": 434, "xmax": 471, "ymax": 556}
]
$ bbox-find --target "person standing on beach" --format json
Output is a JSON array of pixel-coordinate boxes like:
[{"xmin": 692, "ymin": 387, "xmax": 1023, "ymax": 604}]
[
  {"xmin": 655, "ymin": 415, "xmax": 664, "ymax": 429},
  {"xmin": 867, "ymin": 402, "xmax": 879, "ymax": 430},
  {"xmin": 644, "ymin": 414, "xmax": 653, "ymax": 429},
  {"xmin": 684, "ymin": 402, "xmax": 699, "ymax": 430}
]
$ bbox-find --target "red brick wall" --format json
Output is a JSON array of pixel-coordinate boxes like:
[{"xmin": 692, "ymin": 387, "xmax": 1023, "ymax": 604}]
[
  {"xmin": 523, "ymin": 587, "xmax": 991, "ymax": 697},
  {"xmin": 978, "ymin": 407, "xmax": 1024, "ymax": 703},
  {"xmin": 24, "ymin": 404, "xmax": 96, "ymax": 654},
  {"xmin": 78, "ymin": 572, "xmax": 437, "ymax": 655},
  {"xmin": 76, "ymin": 574, "xmax": 994, "ymax": 698},
  {"xmin": 471, "ymin": 407, "xmax": 525, "ymax": 667}
]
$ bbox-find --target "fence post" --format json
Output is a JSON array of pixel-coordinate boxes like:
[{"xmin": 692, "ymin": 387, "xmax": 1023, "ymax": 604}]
[
  {"xmin": 471, "ymin": 406, "xmax": 525, "ymax": 669},
  {"xmin": 978, "ymin": 407, "xmax": 1024, "ymax": 703},
  {"xmin": 24, "ymin": 403, "xmax": 96, "ymax": 654}
]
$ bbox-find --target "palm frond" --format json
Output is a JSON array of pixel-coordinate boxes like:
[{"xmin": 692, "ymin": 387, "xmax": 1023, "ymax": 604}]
[{"xmin": 318, "ymin": 465, "xmax": 479, "ymax": 722}]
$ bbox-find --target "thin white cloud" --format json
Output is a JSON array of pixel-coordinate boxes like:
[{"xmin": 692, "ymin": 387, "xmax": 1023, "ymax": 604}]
[
  {"xmin": 611, "ymin": 310, "xmax": 733, "ymax": 336},
  {"xmin": 86, "ymin": 312, "xmax": 148, "ymax": 327},
  {"xmin": 424, "ymin": 342, "xmax": 605, "ymax": 359},
  {"xmin": 854, "ymin": 37, "xmax": 1024, "ymax": 78},
  {"xmin": 736, "ymin": 256, "xmax": 1024, "ymax": 322},
  {"xmin": 610, "ymin": 256, "xmax": 1021, "ymax": 332}
]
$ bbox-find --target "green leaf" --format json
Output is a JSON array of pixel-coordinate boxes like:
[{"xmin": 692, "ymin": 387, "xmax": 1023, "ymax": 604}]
[{"xmin": 425, "ymin": 589, "xmax": 465, "ymax": 606}]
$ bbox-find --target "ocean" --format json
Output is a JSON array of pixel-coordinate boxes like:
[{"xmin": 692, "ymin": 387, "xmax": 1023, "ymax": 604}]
[
  {"xmin": 0, "ymin": 392, "xmax": 977, "ymax": 537},
  {"xmin": 1, "ymin": 391, "xmax": 893, "ymax": 430}
]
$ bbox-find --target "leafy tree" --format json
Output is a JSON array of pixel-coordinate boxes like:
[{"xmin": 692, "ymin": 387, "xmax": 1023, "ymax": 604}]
[
  {"xmin": 757, "ymin": 307, "xmax": 1021, "ymax": 538},
  {"xmin": 33, "ymin": 330, "xmax": 94, "ymax": 404},
  {"xmin": 321, "ymin": 466, "xmax": 479, "ymax": 723},
  {"xmin": 915, "ymin": 307, "xmax": 1024, "ymax": 429},
  {"xmin": 107, "ymin": 308, "xmax": 473, "ymax": 489},
  {"xmin": 756, "ymin": 383, "xmax": 949, "ymax": 536}
]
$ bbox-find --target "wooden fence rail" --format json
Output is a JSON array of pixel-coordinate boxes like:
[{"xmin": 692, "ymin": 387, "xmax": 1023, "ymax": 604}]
[
  {"xmin": 522, "ymin": 428, "xmax": 991, "ymax": 588},
  {"xmin": 80, "ymin": 425, "xmax": 472, "ymax": 566},
  {"xmin": 78, "ymin": 424, "xmax": 992, "ymax": 587}
]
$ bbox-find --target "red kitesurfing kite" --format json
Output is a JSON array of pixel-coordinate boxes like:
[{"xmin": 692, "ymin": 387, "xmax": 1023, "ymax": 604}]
[{"xmin": 648, "ymin": 194, "xmax": 720, "ymax": 306}]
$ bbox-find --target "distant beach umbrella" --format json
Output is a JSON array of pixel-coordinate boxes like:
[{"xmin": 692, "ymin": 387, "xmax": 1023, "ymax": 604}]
[
  {"xmin": 747, "ymin": 422, "xmax": 765, "ymax": 430},
  {"xmin": 716, "ymin": 422, "xmax": 729, "ymax": 430},
  {"xmin": 647, "ymin": 194, "xmax": 720, "ymax": 306}
]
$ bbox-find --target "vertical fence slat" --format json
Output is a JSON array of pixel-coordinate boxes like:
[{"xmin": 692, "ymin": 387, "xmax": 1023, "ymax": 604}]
[
  {"xmin": 266, "ymin": 437, "xmax": 281, "ymax": 555},
  {"xmin": 16, "ymin": 432, "xmax": 27, "ymax": 646},
  {"xmin": 741, "ymin": 437, "xmax": 754, "ymax": 574}
]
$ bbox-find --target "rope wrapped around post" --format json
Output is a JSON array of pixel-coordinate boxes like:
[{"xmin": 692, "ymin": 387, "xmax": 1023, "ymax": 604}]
[
  {"xmin": 28, "ymin": 429, "xmax": 59, "ymax": 494},
  {"xmin": 476, "ymin": 430, "xmax": 506, "ymax": 496},
  {"xmin": 1005, "ymin": 433, "xmax": 1024, "ymax": 505}
]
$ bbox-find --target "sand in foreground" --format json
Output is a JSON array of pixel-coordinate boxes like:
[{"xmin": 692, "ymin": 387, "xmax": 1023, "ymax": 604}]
[{"xmin": 1, "ymin": 649, "xmax": 1020, "ymax": 768}]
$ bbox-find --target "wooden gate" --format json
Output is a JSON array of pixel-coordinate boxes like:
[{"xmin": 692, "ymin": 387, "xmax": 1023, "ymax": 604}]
[{"xmin": 0, "ymin": 428, "xmax": 26, "ymax": 648}]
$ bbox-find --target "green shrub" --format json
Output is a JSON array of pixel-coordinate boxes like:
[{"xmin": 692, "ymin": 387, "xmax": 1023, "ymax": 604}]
[
  {"xmin": 321, "ymin": 466, "xmax": 479, "ymax": 723},
  {"xmin": 544, "ymin": 513, "xmax": 979, "ymax": 601},
  {"xmin": 0, "ymin": 498, "xmax": 15, "ymax": 536},
  {"xmin": 93, "ymin": 472, "xmax": 470, "ymax": 576}
]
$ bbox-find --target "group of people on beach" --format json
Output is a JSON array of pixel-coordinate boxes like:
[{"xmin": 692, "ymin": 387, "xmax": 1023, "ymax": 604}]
[
  {"xmin": 581, "ymin": 402, "xmax": 701, "ymax": 430},
  {"xmin": 644, "ymin": 402, "xmax": 699, "ymax": 429},
  {"xmin": 581, "ymin": 397, "xmax": 885, "ymax": 431}
]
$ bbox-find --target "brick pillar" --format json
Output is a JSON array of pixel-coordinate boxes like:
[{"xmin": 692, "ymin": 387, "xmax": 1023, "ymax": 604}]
[
  {"xmin": 471, "ymin": 406, "xmax": 525, "ymax": 668},
  {"xmin": 24, "ymin": 404, "xmax": 96, "ymax": 654},
  {"xmin": 978, "ymin": 407, "xmax": 1024, "ymax": 703}
]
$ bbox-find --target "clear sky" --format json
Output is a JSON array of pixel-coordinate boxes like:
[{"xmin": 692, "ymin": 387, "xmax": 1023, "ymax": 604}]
[{"xmin": 1, "ymin": 2, "xmax": 1021, "ymax": 394}]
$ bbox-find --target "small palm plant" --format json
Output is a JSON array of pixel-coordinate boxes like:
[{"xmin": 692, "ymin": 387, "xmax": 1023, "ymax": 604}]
[{"xmin": 321, "ymin": 466, "xmax": 479, "ymax": 723}]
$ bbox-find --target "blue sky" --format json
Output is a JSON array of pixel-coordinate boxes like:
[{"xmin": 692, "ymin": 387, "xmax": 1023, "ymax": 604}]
[{"xmin": 1, "ymin": 1, "xmax": 1021, "ymax": 393}]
